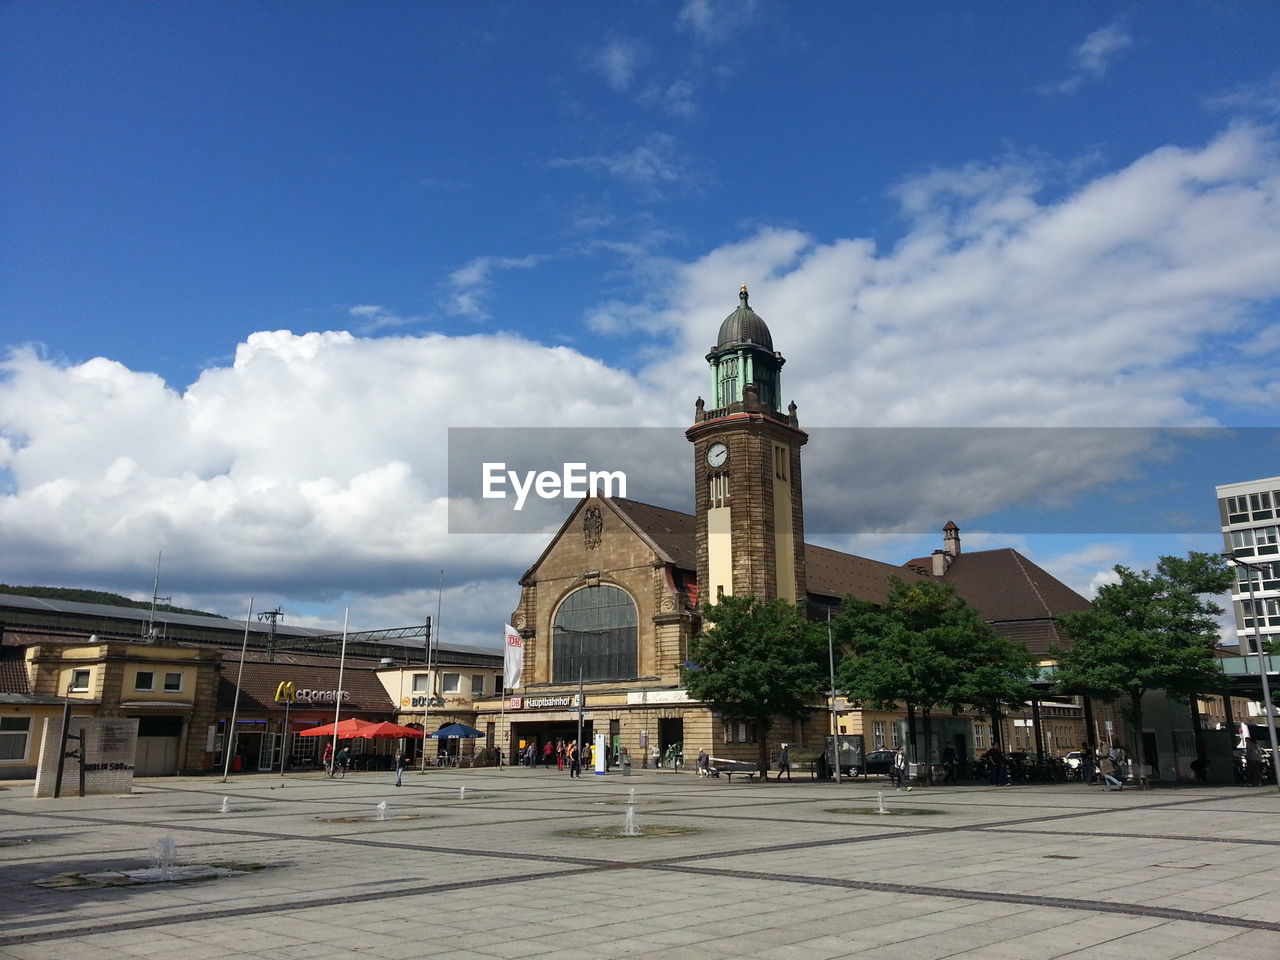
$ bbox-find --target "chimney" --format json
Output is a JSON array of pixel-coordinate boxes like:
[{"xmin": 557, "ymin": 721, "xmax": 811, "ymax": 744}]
[{"xmin": 931, "ymin": 550, "xmax": 948, "ymax": 577}]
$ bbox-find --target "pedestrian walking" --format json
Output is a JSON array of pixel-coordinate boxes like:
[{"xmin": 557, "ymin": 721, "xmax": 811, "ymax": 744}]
[
  {"xmin": 568, "ymin": 740, "xmax": 581, "ymax": 778},
  {"xmin": 394, "ymin": 751, "xmax": 405, "ymax": 787},
  {"xmin": 650, "ymin": 744, "xmax": 661, "ymax": 770},
  {"xmin": 1100, "ymin": 747, "xmax": 1124, "ymax": 791},
  {"xmin": 556, "ymin": 739, "xmax": 565, "ymax": 771},
  {"xmin": 775, "ymin": 743, "xmax": 791, "ymax": 781},
  {"xmin": 696, "ymin": 748, "xmax": 709, "ymax": 777}
]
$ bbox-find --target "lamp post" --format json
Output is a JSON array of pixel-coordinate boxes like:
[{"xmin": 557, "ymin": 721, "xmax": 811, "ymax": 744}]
[
  {"xmin": 1224, "ymin": 554, "xmax": 1280, "ymax": 792},
  {"xmin": 826, "ymin": 609, "xmax": 841, "ymax": 782}
]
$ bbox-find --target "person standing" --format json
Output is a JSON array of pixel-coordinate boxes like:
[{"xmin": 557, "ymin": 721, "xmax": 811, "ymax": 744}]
[
  {"xmin": 556, "ymin": 739, "xmax": 565, "ymax": 771},
  {"xmin": 323, "ymin": 741, "xmax": 334, "ymax": 771},
  {"xmin": 394, "ymin": 751, "xmax": 405, "ymax": 787},
  {"xmin": 650, "ymin": 744, "xmax": 661, "ymax": 770},
  {"xmin": 983, "ymin": 744, "xmax": 1005, "ymax": 786},
  {"xmin": 543, "ymin": 740, "xmax": 553, "ymax": 768},
  {"xmin": 1079, "ymin": 742, "xmax": 1096, "ymax": 784},
  {"xmin": 776, "ymin": 743, "xmax": 792, "ymax": 782},
  {"xmin": 696, "ymin": 748, "xmax": 709, "ymax": 777},
  {"xmin": 568, "ymin": 740, "xmax": 581, "ymax": 778},
  {"xmin": 940, "ymin": 745, "xmax": 958, "ymax": 785},
  {"xmin": 893, "ymin": 746, "xmax": 911, "ymax": 791}
]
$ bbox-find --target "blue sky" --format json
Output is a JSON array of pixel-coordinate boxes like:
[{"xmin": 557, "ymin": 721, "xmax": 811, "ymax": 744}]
[{"xmin": 2, "ymin": 3, "xmax": 1279, "ymax": 644}]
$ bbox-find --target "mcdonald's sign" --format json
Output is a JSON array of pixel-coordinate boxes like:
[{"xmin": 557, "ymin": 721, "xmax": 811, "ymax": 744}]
[{"xmin": 273, "ymin": 681, "xmax": 349, "ymax": 704}]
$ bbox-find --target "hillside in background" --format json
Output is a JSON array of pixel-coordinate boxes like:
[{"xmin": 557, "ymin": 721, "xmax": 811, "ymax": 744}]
[{"xmin": 0, "ymin": 584, "xmax": 224, "ymax": 619}]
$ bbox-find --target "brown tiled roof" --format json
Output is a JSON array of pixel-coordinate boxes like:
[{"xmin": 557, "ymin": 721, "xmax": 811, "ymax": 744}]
[
  {"xmin": 530, "ymin": 499, "xmax": 1089, "ymax": 640},
  {"xmin": 0, "ymin": 650, "xmax": 31, "ymax": 694},
  {"xmin": 990, "ymin": 619, "xmax": 1076, "ymax": 658},
  {"xmin": 804, "ymin": 545, "xmax": 926, "ymax": 603},
  {"xmin": 927, "ymin": 549, "xmax": 1092, "ymax": 624},
  {"xmin": 610, "ymin": 498, "xmax": 698, "ymax": 571},
  {"xmin": 218, "ymin": 652, "xmax": 395, "ymax": 715}
]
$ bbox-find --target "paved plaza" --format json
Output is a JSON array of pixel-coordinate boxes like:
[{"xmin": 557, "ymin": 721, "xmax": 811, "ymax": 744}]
[{"xmin": 1, "ymin": 768, "xmax": 1278, "ymax": 960}]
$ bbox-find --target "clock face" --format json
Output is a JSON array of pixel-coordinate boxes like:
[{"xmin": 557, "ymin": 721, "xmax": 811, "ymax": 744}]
[{"xmin": 706, "ymin": 442, "xmax": 729, "ymax": 467}]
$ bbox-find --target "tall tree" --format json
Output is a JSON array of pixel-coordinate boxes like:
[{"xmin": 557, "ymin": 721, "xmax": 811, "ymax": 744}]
[
  {"xmin": 682, "ymin": 595, "xmax": 827, "ymax": 776},
  {"xmin": 1053, "ymin": 552, "xmax": 1232, "ymax": 776},
  {"xmin": 833, "ymin": 577, "xmax": 1036, "ymax": 761}
]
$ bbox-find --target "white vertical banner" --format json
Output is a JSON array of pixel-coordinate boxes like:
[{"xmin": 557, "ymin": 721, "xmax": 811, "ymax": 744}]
[{"xmin": 503, "ymin": 624, "xmax": 524, "ymax": 689}]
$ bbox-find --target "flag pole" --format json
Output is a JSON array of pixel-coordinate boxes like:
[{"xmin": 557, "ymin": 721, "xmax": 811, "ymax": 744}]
[
  {"xmin": 221, "ymin": 597, "xmax": 254, "ymax": 783},
  {"xmin": 329, "ymin": 607, "xmax": 349, "ymax": 772}
]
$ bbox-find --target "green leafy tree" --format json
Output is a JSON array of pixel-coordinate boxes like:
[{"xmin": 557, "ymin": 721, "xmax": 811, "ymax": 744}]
[
  {"xmin": 1053, "ymin": 552, "xmax": 1232, "ymax": 775},
  {"xmin": 682, "ymin": 595, "xmax": 827, "ymax": 775},
  {"xmin": 833, "ymin": 577, "xmax": 1036, "ymax": 759}
]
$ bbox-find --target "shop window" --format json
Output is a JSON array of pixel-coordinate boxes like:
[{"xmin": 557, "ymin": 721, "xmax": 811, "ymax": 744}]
[
  {"xmin": 163, "ymin": 672, "xmax": 183, "ymax": 692},
  {"xmin": 291, "ymin": 736, "xmax": 315, "ymax": 763},
  {"xmin": 0, "ymin": 717, "xmax": 31, "ymax": 761},
  {"xmin": 69, "ymin": 669, "xmax": 91, "ymax": 693},
  {"xmin": 442, "ymin": 673, "xmax": 461, "ymax": 694}
]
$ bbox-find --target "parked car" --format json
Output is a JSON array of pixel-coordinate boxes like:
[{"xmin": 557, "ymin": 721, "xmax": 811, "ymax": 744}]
[
  {"xmin": 860, "ymin": 748, "xmax": 898, "ymax": 777},
  {"xmin": 1062, "ymin": 751, "xmax": 1082, "ymax": 771}
]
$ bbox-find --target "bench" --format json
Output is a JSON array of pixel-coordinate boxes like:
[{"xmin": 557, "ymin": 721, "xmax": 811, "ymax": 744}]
[{"xmin": 709, "ymin": 757, "xmax": 761, "ymax": 781}]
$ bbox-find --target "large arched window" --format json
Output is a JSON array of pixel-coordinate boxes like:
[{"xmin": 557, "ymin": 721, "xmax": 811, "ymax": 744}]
[{"xmin": 552, "ymin": 585, "xmax": 638, "ymax": 683}]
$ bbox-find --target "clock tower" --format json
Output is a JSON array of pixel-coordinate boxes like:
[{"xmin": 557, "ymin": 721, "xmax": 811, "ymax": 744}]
[{"xmin": 687, "ymin": 285, "xmax": 807, "ymax": 605}]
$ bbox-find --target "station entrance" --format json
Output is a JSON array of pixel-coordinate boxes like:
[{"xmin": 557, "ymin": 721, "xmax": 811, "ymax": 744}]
[{"xmin": 510, "ymin": 720, "xmax": 592, "ymax": 765}]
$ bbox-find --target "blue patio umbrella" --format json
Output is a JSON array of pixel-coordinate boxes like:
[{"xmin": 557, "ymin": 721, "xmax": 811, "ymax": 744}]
[{"xmin": 429, "ymin": 722, "xmax": 485, "ymax": 739}]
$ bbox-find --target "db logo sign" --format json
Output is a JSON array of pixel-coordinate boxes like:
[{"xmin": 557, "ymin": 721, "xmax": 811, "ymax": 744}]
[{"xmin": 508, "ymin": 697, "xmax": 523, "ymax": 710}]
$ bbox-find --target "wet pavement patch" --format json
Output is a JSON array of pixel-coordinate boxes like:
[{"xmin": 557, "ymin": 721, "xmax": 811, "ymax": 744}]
[
  {"xmin": 36, "ymin": 861, "xmax": 265, "ymax": 889},
  {"xmin": 825, "ymin": 807, "xmax": 945, "ymax": 816},
  {"xmin": 557, "ymin": 825, "xmax": 699, "ymax": 839}
]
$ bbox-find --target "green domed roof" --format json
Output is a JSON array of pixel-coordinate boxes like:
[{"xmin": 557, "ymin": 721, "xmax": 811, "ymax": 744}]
[{"xmin": 716, "ymin": 285, "xmax": 773, "ymax": 352}]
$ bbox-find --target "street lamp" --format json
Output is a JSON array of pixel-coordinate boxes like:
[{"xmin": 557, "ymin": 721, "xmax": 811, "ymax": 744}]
[
  {"xmin": 826, "ymin": 609, "xmax": 842, "ymax": 782},
  {"xmin": 1223, "ymin": 553, "xmax": 1280, "ymax": 793}
]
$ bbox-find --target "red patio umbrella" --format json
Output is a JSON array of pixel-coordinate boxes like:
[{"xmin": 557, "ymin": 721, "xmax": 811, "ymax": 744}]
[
  {"xmin": 357, "ymin": 721, "xmax": 425, "ymax": 739},
  {"xmin": 298, "ymin": 717, "xmax": 376, "ymax": 738}
]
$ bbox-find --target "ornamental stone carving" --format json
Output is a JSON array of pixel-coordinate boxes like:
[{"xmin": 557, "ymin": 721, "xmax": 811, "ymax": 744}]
[{"xmin": 583, "ymin": 506, "xmax": 603, "ymax": 550}]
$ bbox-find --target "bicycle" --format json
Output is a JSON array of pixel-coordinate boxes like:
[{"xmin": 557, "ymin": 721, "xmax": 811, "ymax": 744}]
[{"xmin": 326, "ymin": 761, "xmax": 346, "ymax": 779}]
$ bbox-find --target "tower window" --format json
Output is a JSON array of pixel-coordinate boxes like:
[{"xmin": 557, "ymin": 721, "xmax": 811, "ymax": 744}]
[
  {"xmin": 774, "ymin": 445, "xmax": 788, "ymax": 480},
  {"xmin": 708, "ymin": 473, "xmax": 729, "ymax": 508}
]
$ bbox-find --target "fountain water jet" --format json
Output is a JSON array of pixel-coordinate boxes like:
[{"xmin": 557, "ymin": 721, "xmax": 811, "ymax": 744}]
[
  {"xmin": 149, "ymin": 837, "xmax": 177, "ymax": 880},
  {"xmin": 219, "ymin": 797, "xmax": 231, "ymax": 814},
  {"xmin": 876, "ymin": 792, "xmax": 889, "ymax": 815},
  {"xmin": 375, "ymin": 801, "xmax": 389, "ymax": 821},
  {"xmin": 622, "ymin": 805, "xmax": 641, "ymax": 837},
  {"xmin": 459, "ymin": 786, "xmax": 467, "ymax": 800}
]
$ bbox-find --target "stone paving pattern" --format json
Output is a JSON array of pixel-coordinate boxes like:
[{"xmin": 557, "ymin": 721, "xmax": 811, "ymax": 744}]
[{"xmin": 1, "ymin": 768, "xmax": 1278, "ymax": 959}]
